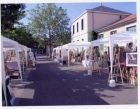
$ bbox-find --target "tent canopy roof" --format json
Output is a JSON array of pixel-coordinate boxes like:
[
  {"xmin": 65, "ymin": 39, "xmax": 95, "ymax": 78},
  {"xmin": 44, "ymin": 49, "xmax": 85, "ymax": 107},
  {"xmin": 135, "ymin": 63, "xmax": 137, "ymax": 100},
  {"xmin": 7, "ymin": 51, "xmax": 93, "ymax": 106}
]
[
  {"xmin": 91, "ymin": 31, "xmax": 136, "ymax": 47},
  {"xmin": 2, "ymin": 36, "xmax": 19, "ymax": 48},
  {"xmin": 2, "ymin": 36, "xmax": 29, "ymax": 52},
  {"xmin": 53, "ymin": 42, "xmax": 91, "ymax": 50},
  {"xmin": 68, "ymin": 42, "xmax": 91, "ymax": 47}
]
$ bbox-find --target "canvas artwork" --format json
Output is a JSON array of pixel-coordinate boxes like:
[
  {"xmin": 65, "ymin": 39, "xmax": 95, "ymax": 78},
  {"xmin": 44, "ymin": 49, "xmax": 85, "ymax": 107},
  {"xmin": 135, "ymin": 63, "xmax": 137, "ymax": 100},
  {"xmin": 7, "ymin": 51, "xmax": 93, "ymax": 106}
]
[{"xmin": 126, "ymin": 53, "xmax": 137, "ymax": 66}]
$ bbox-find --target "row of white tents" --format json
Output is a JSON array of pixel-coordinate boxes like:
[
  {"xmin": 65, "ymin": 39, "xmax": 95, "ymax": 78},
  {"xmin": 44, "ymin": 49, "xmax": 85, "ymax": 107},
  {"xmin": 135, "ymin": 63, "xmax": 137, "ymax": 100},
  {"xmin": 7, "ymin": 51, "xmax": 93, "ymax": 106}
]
[
  {"xmin": 1, "ymin": 32, "xmax": 137, "ymax": 105},
  {"xmin": 1, "ymin": 36, "xmax": 32, "ymax": 106},
  {"xmin": 52, "ymin": 31, "xmax": 137, "ymax": 84}
]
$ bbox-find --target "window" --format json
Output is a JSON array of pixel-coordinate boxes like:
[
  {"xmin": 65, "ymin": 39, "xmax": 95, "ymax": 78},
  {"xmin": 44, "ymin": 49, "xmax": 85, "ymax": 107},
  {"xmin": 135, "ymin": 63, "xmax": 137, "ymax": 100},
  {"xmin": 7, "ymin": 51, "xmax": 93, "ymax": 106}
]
[
  {"xmin": 126, "ymin": 25, "xmax": 136, "ymax": 32},
  {"xmin": 110, "ymin": 30, "xmax": 117, "ymax": 35},
  {"xmin": 81, "ymin": 19, "xmax": 84, "ymax": 30},
  {"xmin": 73, "ymin": 25, "xmax": 75, "ymax": 34},
  {"xmin": 98, "ymin": 34, "xmax": 104, "ymax": 39},
  {"xmin": 77, "ymin": 22, "xmax": 79, "ymax": 32}
]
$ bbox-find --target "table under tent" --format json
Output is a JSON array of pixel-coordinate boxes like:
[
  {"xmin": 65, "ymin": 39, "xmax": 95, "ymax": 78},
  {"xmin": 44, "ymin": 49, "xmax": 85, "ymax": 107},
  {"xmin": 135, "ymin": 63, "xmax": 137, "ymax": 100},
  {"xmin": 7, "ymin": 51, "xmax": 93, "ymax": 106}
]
[
  {"xmin": 1, "ymin": 36, "xmax": 35, "ymax": 106},
  {"xmin": 90, "ymin": 31, "xmax": 137, "ymax": 86}
]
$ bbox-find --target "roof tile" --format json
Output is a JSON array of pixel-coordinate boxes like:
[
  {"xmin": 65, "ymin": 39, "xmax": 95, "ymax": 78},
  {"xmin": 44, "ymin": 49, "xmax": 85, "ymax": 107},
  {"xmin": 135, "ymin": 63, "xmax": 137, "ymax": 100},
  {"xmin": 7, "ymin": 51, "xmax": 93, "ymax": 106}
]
[
  {"xmin": 96, "ymin": 14, "xmax": 136, "ymax": 32},
  {"xmin": 90, "ymin": 6, "xmax": 130, "ymax": 14}
]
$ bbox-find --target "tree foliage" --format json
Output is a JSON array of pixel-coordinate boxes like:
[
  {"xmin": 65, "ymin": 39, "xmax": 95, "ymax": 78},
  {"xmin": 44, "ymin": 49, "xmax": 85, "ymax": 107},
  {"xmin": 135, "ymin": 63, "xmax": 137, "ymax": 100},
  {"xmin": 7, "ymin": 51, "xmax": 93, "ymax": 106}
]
[
  {"xmin": 1, "ymin": 4, "xmax": 25, "ymax": 31},
  {"xmin": 28, "ymin": 3, "xmax": 71, "ymax": 49},
  {"xmin": 88, "ymin": 31, "xmax": 98, "ymax": 41},
  {"xmin": 1, "ymin": 4, "xmax": 37, "ymax": 48},
  {"xmin": 54, "ymin": 27, "xmax": 71, "ymax": 45},
  {"xmin": 2, "ymin": 26, "xmax": 35, "ymax": 47}
]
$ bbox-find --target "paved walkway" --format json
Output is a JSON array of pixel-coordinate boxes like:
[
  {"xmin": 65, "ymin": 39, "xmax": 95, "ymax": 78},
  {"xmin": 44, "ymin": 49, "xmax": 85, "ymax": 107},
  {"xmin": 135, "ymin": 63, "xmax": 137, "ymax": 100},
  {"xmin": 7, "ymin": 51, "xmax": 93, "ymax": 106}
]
[{"xmin": 12, "ymin": 55, "xmax": 138, "ymax": 106}]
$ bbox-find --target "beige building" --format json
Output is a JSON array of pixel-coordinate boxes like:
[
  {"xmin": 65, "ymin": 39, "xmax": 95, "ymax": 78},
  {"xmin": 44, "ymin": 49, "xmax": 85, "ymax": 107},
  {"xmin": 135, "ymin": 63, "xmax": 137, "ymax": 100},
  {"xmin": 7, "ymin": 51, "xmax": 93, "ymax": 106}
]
[
  {"xmin": 96, "ymin": 14, "xmax": 136, "ymax": 38},
  {"xmin": 71, "ymin": 5, "xmax": 136, "ymax": 54},
  {"xmin": 95, "ymin": 14, "xmax": 136, "ymax": 53},
  {"xmin": 71, "ymin": 6, "xmax": 131, "ymax": 43}
]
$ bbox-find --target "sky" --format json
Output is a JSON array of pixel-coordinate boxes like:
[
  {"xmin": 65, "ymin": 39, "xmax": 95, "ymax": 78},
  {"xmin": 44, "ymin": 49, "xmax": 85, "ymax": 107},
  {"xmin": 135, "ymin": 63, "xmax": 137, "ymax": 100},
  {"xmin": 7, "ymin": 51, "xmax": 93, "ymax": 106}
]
[{"xmin": 20, "ymin": 2, "xmax": 136, "ymax": 25}]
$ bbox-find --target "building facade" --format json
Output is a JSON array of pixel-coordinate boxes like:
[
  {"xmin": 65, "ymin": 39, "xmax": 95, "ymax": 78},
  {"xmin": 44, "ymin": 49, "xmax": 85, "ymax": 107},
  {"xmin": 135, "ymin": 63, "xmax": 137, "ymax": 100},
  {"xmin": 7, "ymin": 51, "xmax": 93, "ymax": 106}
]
[
  {"xmin": 71, "ymin": 6, "xmax": 136, "ymax": 43},
  {"xmin": 96, "ymin": 14, "xmax": 136, "ymax": 38},
  {"xmin": 96, "ymin": 14, "xmax": 136, "ymax": 53}
]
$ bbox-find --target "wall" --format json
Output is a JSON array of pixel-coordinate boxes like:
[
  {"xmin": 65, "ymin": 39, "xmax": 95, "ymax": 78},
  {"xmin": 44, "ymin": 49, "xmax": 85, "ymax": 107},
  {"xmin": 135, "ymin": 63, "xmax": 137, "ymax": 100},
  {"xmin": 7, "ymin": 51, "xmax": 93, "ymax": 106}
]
[
  {"xmin": 98, "ymin": 22, "xmax": 136, "ymax": 54},
  {"xmin": 71, "ymin": 10, "xmax": 129, "ymax": 43},
  {"xmin": 89, "ymin": 12, "xmax": 127, "ymax": 31},
  {"xmin": 99, "ymin": 22, "xmax": 136, "ymax": 38},
  {"xmin": 71, "ymin": 12, "xmax": 88, "ymax": 43}
]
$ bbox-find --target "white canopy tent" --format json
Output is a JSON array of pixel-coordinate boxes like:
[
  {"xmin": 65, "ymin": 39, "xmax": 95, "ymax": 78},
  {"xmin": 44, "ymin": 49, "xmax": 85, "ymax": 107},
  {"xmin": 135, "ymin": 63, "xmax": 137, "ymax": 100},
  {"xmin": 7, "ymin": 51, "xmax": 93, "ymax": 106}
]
[
  {"xmin": 19, "ymin": 44, "xmax": 30, "ymax": 67},
  {"xmin": 61, "ymin": 44, "xmax": 70, "ymax": 63},
  {"xmin": 52, "ymin": 32, "xmax": 137, "ymax": 83},
  {"xmin": 52, "ymin": 46, "xmax": 62, "ymax": 61},
  {"xmin": 2, "ymin": 36, "xmax": 18, "ymax": 105},
  {"xmin": 61, "ymin": 42, "xmax": 91, "ymax": 66},
  {"xmin": 52, "ymin": 42, "xmax": 91, "ymax": 66},
  {"xmin": 1, "ymin": 36, "xmax": 28, "ymax": 105},
  {"xmin": 108, "ymin": 32, "xmax": 136, "ymax": 81},
  {"xmin": 68, "ymin": 42, "xmax": 91, "ymax": 47},
  {"xmin": 91, "ymin": 31, "xmax": 137, "ymax": 82},
  {"xmin": 2, "ymin": 36, "xmax": 23, "ymax": 79}
]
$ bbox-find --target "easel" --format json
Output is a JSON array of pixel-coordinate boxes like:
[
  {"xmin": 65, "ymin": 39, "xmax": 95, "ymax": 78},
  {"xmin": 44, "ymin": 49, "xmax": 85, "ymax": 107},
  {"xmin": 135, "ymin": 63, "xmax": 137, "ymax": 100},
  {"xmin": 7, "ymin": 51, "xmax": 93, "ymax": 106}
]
[{"xmin": 111, "ymin": 47, "xmax": 124, "ymax": 84}]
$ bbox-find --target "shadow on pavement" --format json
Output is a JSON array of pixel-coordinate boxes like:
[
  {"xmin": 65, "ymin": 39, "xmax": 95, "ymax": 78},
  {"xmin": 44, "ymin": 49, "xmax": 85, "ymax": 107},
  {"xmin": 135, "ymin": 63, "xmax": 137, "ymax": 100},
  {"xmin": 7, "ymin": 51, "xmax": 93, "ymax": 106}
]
[{"xmin": 14, "ymin": 55, "xmax": 137, "ymax": 106}]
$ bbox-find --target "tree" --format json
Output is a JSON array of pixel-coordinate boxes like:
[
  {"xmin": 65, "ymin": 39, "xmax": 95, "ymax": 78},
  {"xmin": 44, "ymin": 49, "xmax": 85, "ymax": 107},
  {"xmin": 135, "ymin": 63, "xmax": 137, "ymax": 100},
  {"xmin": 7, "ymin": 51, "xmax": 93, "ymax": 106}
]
[
  {"xmin": 33, "ymin": 37, "xmax": 46, "ymax": 48},
  {"xmin": 54, "ymin": 27, "xmax": 71, "ymax": 45},
  {"xmin": 1, "ymin": 4, "xmax": 25, "ymax": 31},
  {"xmin": 12, "ymin": 26, "xmax": 35, "ymax": 47},
  {"xmin": 88, "ymin": 31, "xmax": 98, "ymax": 41},
  {"xmin": 28, "ymin": 3, "xmax": 70, "ymax": 57},
  {"xmin": 2, "ymin": 26, "xmax": 35, "ymax": 47},
  {"xmin": 1, "ymin": 4, "xmax": 37, "ymax": 47}
]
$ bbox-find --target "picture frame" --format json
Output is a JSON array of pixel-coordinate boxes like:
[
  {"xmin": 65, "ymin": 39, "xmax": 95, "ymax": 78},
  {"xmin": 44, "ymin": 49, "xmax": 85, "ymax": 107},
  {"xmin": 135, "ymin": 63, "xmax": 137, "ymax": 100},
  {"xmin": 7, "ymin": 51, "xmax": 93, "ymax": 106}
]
[{"xmin": 126, "ymin": 52, "xmax": 137, "ymax": 66}]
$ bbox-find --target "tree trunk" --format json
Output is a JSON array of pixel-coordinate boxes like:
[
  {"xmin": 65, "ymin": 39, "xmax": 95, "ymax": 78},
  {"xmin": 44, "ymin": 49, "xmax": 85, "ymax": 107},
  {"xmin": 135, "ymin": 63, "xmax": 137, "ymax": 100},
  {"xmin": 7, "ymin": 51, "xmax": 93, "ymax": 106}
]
[
  {"xmin": 48, "ymin": 29, "xmax": 53, "ymax": 58},
  {"xmin": 44, "ymin": 38, "xmax": 48, "ymax": 56},
  {"xmin": 45, "ymin": 44, "xmax": 47, "ymax": 55},
  {"xmin": 49, "ymin": 32, "xmax": 52, "ymax": 58},
  {"xmin": 49, "ymin": 42, "xmax": 52, "ymax": 58}
]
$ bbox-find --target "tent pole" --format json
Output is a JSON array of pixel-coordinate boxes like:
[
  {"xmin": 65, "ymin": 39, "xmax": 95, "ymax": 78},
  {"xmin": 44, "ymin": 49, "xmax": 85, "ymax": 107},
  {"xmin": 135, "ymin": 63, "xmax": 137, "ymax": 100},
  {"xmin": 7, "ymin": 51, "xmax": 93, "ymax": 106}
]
[
  {"xmin": 85, "ymin": 48, "xmax": 87, "ymax": 61},
  {"xmin": 2, "ymin": 49, "xmax": 8, "ymax": 106},
  {"xmin": 52, "ymin": 49, "xmax": 54, "ymax": 60},
  {"xmin": 68, "ymin": 47, "xmax": 70, "ymax": 67},
  {"xmin": 61, "ymin": 47, "xmax": 64, "ymax": 65},
  {"xmin": 15, "ymin": 47, "xmax": 22, "ymax": 80},
  {"xmin": 109, "ymin": 37, "xmax": 114, "ymax": 80},
  {"xmin": 22, "ymin": 52, "xmax": 24, "ymax": 73},
  {"xmin": 25, "ymin": 49, "xmax": 28, "ymax": 68},
  {"xmin": 90, "ymin": 45, "xmax": 92, "ymax": 60}
]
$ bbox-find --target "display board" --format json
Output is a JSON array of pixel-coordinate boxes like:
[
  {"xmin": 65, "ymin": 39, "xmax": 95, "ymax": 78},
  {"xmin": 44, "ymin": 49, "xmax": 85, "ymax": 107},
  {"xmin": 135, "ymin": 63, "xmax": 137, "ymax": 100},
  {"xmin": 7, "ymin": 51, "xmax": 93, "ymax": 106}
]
[{"xmin": 126, "ymin": 53, "xmax": 137, "ymax": 66}]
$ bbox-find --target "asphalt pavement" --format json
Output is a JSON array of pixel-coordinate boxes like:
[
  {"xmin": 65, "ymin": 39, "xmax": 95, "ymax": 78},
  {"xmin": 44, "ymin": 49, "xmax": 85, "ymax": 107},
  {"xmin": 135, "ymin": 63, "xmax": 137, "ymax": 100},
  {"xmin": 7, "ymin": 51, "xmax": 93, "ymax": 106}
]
[{"xmin": 13, "ymin": 55, "xmax": 138, "ymax": 106}]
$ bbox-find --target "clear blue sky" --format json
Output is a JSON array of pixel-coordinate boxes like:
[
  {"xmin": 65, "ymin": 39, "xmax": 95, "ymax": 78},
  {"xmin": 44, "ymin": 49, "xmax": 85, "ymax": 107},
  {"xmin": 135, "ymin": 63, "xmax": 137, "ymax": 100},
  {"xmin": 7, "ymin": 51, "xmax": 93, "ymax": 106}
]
[{"xmin": 20, "ymin": 2, "xmax": 136, "ymax": 25}]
